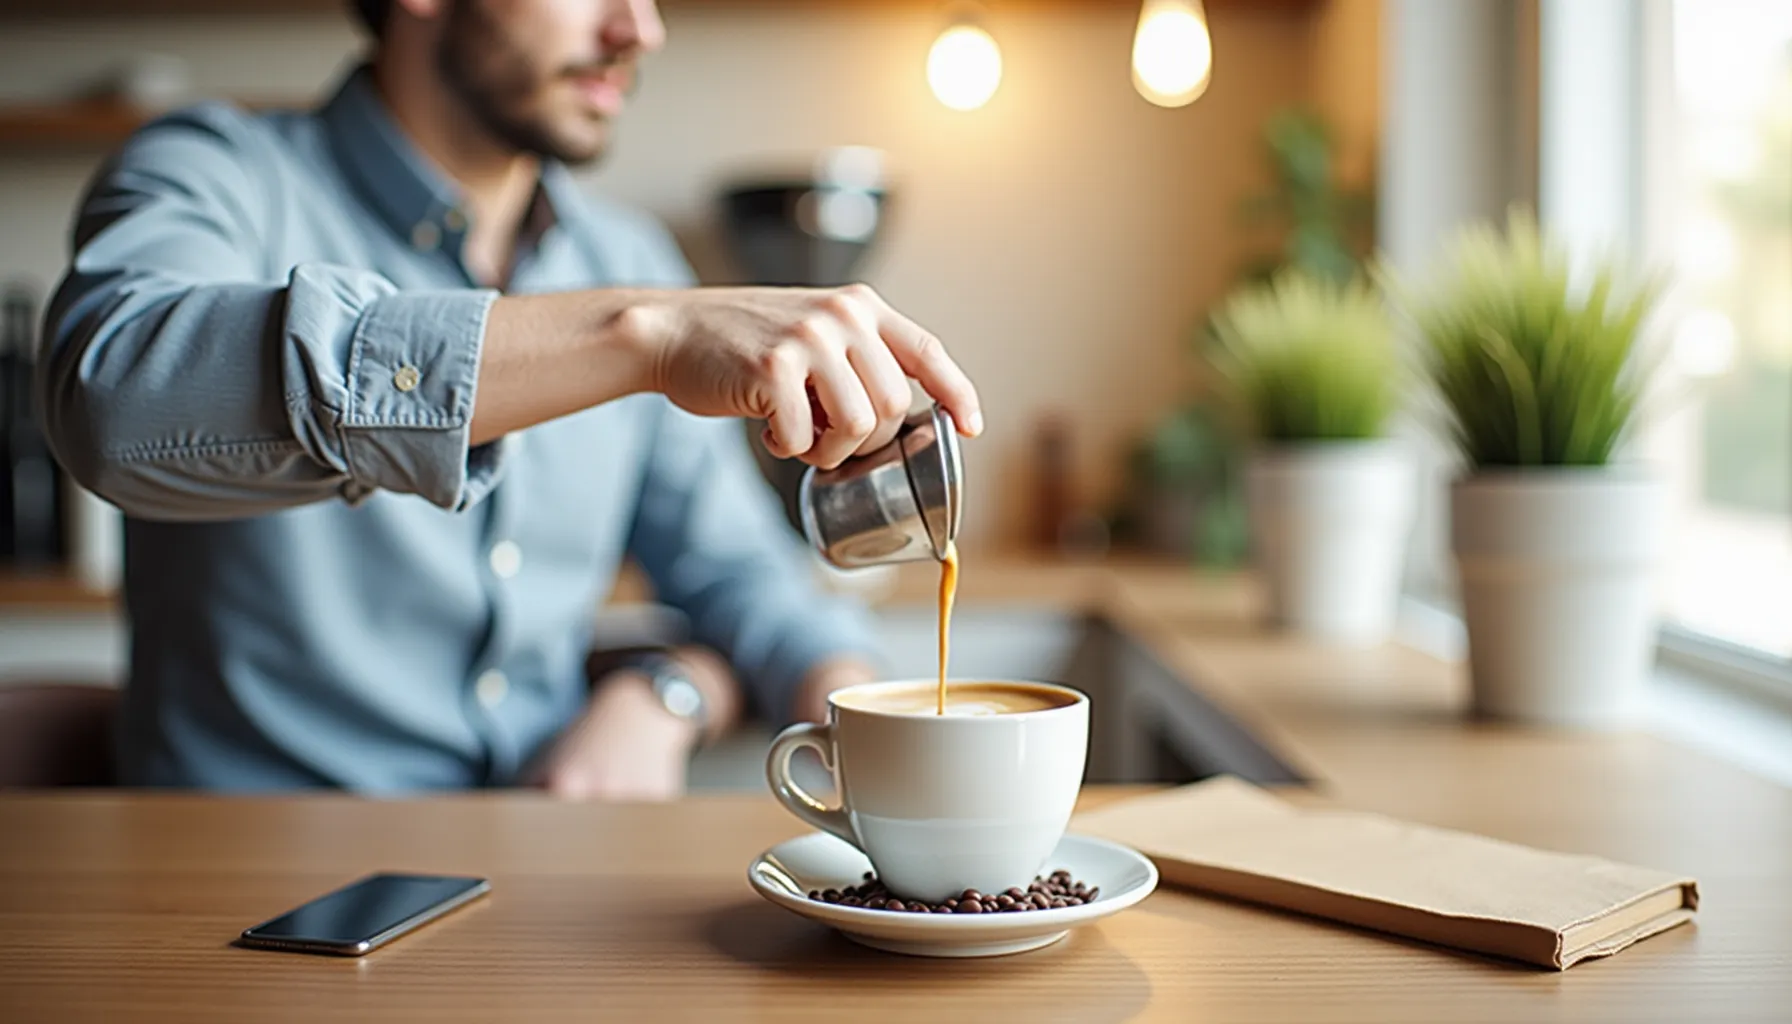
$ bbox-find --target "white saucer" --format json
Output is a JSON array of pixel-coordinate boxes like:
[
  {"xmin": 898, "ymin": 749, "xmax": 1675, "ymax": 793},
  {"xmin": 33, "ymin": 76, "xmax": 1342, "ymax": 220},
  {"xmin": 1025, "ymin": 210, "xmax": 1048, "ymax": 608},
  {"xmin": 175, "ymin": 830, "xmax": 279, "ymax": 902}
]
[{"xmin": 748, "ymin": 832, "xmax": 1159, "ymax": 958}]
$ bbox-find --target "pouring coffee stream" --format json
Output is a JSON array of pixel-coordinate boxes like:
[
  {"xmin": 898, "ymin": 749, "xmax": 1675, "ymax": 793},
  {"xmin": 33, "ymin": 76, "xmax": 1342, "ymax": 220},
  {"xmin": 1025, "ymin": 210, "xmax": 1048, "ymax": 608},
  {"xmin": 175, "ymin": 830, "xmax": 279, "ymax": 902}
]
[
  {"xmin": 799, "ymin": 404, "xmax": 964, "ymax": 713},
  {"xmin": 936, "ymin": 541, "xmax": 958, "ymax": 715}
]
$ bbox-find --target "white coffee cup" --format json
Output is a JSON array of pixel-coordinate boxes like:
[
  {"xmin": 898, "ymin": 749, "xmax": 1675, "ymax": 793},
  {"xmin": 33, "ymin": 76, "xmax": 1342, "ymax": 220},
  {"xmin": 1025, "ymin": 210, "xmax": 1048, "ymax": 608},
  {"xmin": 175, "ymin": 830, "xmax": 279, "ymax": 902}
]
[{"xmin": 765, "ymin": 679, "xmax": 1089, "ymax": 903}]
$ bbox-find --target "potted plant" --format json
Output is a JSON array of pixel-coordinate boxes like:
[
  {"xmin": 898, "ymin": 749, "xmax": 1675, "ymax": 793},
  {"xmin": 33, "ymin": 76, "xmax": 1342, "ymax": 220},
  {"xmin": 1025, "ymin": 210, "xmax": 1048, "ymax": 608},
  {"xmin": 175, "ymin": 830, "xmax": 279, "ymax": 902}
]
[
  {"xmin": 1115, "ymin": 107, "xmax": 1373, "ymax": 567},
  {"xmin": 1398, "ymin": 212, "xmax": 1667, "ymax": 729},
  {"xmin": 1213, "ymin": 270, "xmax": 1412, "ymax": 646}
]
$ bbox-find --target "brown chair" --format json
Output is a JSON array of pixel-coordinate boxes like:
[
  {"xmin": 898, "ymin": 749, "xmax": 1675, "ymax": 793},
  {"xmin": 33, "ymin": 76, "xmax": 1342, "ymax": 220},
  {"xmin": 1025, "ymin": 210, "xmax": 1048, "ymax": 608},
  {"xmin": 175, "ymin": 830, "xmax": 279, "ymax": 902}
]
[{"xmin": 0, "ymin": 683, "xmax": 118, "ymax": 787}]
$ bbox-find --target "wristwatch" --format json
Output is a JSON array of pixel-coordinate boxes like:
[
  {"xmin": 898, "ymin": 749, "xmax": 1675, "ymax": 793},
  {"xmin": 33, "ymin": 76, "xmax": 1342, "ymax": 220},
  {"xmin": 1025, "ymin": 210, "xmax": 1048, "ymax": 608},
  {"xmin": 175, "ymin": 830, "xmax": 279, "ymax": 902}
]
[{"xmin": 615, "ymin": 650, "xmax": 710, "ymax": 736}]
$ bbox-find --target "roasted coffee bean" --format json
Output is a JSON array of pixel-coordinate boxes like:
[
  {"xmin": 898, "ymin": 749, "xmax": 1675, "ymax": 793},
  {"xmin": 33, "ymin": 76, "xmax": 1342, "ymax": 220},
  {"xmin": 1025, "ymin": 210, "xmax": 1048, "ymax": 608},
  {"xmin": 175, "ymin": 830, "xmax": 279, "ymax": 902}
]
[{"xmin": 806, "ymin": 873, "xmax": 1096, "ymax": 914}]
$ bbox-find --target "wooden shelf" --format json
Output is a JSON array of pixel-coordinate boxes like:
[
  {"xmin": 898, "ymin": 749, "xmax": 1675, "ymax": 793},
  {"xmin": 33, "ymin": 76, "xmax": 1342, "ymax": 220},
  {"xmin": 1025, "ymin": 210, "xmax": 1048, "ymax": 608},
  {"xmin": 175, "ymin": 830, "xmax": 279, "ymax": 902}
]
[
  {"xmin": 0, "ymin": 97, "xmax": 296, "ymax": 150},
  {"xmin": 0, "ymin": 568, "xmax": 116, "ymax": 611},
  {"xmin": 1, "ymin": 0, "xmax": 333, "ymax": 15},
  {"xmin": 0, "ymin": 99, "xmax": 167, "ymax": 149}
]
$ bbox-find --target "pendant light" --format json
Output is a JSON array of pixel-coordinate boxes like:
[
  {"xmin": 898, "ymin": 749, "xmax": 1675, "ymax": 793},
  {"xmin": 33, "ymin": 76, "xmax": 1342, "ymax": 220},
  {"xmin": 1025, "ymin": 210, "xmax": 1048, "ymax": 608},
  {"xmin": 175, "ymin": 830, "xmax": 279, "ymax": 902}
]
[
  {"xmin": 927, "ymin": 6, "xmax": 1003, "ymax": 111},
  {"xmin": 1132, "ymin": 0, "xmax": 1213, "ymax": 108}
]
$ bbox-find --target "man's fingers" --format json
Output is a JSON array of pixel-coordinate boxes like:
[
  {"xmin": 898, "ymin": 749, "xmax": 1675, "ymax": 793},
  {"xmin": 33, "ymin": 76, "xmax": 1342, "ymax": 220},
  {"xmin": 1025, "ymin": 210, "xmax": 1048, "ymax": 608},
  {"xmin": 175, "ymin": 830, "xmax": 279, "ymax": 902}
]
[
  {"xmin": 759, "ymin": 343, "xmax": 814, "ymax": 459},
  {"xmin": 803, "ymin": 319, "xmax": 878, "ymax": 468},
  {"xmin": 819, "ymin": 285, "xmax": 911, "ymax": 455},
  {"xmin": 884, "ymin": 321, "xmax": 982, "ymax": 437},
  {"xmin": 846, "ymin": 338, "xmax": 913, "ymax": 456},
  {"xmin": 849, "ymin": 286, "xmax": 983, "ymax": 436}
]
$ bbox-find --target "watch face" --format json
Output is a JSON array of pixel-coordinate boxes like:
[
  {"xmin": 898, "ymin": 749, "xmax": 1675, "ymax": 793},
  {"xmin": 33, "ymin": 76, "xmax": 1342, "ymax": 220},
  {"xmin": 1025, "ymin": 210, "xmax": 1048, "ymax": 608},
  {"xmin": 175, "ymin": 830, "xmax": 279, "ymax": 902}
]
[{"xmin": 659, "ymin": 677, "xmax": 705, "ymax": 721}]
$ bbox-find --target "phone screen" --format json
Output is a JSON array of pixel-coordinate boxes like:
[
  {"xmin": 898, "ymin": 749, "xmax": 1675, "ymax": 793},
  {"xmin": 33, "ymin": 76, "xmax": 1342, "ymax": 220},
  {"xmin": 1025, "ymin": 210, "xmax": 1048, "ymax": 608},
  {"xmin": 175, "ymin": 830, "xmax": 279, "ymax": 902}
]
[{"xmin": 243, "ymin": 873, "xmax": 488, "ymax": 949}]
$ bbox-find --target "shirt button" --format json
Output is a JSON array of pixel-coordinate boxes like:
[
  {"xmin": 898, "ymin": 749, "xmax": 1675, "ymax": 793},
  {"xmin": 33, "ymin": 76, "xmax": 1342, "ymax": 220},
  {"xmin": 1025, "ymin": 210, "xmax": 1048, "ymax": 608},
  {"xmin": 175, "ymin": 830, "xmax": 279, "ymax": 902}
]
[
  {"xmin": 393, "ymin": 365, "xmax": 422, "ymax": 392},
  {"xmin": 475, "ymin": 669, "xmax": 509, "ymax": 709},
  {"xmin": 489, "ymin": 540, "xmax": 522, "ymax": 579},
  {"xmin": 444, "ymin": 208, "xmax": 469, "ymax": 233},
  {"xmin": 411, "ymin": 220, "xmax": 441, "ymax": 251}
]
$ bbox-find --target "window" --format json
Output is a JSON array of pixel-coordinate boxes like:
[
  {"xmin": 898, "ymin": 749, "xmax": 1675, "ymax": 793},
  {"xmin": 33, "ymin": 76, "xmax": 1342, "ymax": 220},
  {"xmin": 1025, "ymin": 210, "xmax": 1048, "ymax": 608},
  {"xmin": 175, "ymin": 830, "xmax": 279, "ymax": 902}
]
[{"xmin": 1656, "ymin": 0, "xmax": 1792, "ymax": 661}]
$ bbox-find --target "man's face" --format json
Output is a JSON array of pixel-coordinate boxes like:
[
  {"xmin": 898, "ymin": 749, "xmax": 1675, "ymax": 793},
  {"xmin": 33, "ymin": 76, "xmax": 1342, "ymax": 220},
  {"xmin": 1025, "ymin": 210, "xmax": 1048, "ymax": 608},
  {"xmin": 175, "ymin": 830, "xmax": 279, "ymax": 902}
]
[{"xmin": 437, "ymin": 0, "xmax": 665, "ymax": 165}]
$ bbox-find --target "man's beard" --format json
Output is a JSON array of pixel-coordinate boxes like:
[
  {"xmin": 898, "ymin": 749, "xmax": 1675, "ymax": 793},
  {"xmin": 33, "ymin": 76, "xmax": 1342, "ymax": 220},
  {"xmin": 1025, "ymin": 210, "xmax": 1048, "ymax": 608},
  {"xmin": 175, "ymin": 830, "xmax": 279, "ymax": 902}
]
[{"xmin": 435, "ymin": 0, "xmax": 624, "ymax": 166}]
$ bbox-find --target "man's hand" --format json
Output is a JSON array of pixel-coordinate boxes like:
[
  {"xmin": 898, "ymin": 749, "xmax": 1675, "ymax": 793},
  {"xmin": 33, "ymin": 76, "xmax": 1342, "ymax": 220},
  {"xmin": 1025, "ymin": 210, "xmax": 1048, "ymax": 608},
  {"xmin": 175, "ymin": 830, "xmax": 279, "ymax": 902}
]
[
  {"xmin": 637, "ymin": 284, "xmax": 982, "ymax": 468},
  {"xmin": 790, "ymin": 656, "xmax": 880, "ymax": 724},
  {"xmin": 473, "ymin": 284, "xmax": 983, "ymax": 467},
  {"xmin": 528, "ymin": 647, "xmax": 739, "ymax": 801}
]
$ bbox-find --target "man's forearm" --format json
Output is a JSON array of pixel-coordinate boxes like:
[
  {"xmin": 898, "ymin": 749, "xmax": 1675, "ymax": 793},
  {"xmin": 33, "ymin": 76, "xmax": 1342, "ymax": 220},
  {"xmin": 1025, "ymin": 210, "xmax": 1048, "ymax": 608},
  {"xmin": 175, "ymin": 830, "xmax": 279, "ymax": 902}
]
[{"xmin": 469, "ymin": 290, "xmax": 663, "ymax": 446}]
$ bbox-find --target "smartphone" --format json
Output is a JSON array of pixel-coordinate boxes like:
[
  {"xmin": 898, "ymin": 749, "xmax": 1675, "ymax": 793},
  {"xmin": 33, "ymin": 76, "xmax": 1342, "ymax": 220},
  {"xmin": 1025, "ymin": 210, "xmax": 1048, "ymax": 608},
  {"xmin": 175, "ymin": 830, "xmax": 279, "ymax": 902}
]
[{"xmin": 238, "ymin": 872, "xmax": 490, "ymax": 956}]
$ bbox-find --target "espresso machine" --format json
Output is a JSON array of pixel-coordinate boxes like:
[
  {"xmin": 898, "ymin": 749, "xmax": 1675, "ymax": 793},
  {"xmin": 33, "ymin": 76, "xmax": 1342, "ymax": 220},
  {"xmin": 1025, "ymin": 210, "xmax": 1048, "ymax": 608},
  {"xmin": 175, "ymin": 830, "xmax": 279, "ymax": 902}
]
[{"xmin": 716, "ymin": 147, "xmax": 892, "ymax": 534}]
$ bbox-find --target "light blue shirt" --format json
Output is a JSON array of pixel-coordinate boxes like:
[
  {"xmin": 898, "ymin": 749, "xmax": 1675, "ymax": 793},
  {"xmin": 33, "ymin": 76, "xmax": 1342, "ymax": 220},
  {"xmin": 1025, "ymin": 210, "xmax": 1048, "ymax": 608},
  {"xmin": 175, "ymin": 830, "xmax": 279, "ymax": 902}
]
[{"xmin": 37, "ymin": 67, "xmax": 877, "ymax": 792}]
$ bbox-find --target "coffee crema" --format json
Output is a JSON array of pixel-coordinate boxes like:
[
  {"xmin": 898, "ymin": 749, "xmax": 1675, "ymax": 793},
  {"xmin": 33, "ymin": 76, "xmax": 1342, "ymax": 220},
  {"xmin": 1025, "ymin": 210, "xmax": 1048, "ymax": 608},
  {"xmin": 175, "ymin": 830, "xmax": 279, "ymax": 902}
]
[{"xmin": 835, "ymin": 682, "xmax": 1075, "ymax": 717}]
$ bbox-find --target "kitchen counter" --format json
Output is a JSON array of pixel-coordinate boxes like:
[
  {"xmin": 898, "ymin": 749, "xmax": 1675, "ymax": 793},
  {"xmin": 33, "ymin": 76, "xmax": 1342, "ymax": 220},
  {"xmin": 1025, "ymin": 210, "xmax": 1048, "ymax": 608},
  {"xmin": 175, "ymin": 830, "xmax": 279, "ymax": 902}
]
[{"xmin": 3, "ymin": 557, "xmax": 1790, "ymax": 1022}]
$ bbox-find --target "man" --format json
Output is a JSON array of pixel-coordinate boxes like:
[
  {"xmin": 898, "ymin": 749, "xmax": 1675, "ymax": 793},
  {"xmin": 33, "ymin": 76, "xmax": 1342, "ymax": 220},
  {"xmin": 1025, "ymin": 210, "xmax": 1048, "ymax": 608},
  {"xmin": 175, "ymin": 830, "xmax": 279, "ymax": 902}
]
[{"xmin": 36, "ymin": 0, "xmax": 981, "ymax": 796}]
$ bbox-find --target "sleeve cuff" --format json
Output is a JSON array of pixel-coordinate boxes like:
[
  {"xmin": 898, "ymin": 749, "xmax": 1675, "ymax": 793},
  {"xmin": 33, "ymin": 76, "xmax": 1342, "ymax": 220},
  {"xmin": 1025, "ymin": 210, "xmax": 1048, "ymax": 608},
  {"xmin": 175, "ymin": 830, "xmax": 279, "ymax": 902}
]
[{"xmin": 337, "ymin": 288, "xmax": 503, "ymax": 511}]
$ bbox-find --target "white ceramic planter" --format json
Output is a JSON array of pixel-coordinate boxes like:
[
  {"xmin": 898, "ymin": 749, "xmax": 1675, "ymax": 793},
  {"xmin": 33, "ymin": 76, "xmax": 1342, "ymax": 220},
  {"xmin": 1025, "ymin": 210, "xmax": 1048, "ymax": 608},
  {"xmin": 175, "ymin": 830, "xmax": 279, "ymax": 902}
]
[
  {"xmin": 1245, "ymin": 441, "xmax": 1414, "ymax": 646},
  {"xmin": 1452, "ymin": 469, "xmax": 1666, "ymax": 729}
]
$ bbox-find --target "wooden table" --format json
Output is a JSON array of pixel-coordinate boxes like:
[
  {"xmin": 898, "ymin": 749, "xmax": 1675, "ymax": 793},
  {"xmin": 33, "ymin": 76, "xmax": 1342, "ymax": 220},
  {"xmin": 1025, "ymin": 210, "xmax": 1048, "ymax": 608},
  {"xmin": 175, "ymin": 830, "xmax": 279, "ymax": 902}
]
[{"xmin": 4, "ymin": 558, "xmax": 1791, "ymax": 1022}]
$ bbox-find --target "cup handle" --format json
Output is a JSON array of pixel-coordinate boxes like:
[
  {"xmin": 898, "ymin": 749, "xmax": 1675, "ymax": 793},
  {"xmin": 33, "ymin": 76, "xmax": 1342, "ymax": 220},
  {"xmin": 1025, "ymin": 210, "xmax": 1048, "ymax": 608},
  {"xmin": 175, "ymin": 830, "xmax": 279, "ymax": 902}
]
[{"xmin": 765, "ymin": 721, "xmax": 856, "ymax": 848}]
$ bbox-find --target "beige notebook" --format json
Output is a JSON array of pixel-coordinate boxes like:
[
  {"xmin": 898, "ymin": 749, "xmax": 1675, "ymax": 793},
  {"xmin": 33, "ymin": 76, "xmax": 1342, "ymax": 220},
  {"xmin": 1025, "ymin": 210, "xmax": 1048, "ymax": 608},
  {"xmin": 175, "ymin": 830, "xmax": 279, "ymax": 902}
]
[{"xmin": 1074, "ymin": 777, "xmax": 1699, "ymax": 969}]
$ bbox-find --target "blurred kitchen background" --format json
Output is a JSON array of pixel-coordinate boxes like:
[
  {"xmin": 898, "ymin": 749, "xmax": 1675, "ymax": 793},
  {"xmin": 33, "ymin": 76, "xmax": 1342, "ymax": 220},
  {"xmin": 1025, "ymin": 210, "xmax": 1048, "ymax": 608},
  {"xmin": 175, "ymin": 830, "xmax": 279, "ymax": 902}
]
[{"xmin": 0, "ymin": 1, "xmax": 1787, "ymax": 770}]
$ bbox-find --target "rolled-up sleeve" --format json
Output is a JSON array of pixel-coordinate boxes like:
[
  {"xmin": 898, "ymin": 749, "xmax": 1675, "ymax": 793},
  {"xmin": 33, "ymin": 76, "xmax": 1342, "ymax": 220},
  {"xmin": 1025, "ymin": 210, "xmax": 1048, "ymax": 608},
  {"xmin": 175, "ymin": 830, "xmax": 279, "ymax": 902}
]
[{"xmin": 37, "ymin": 103, "xmax": 504, "ymax": 520}]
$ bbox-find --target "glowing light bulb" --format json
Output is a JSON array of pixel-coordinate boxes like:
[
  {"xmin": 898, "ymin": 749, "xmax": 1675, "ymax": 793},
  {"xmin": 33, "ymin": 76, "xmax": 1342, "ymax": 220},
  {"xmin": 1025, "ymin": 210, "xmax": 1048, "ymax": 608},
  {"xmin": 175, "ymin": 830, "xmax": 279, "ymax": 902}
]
[
  {"xmin": 1132, "ymin": 0, "xmax": 1212, "ymax": 108},
  {"xmin": 928, "ymin": 24, "xmax": 1002, "ymax": 111}
]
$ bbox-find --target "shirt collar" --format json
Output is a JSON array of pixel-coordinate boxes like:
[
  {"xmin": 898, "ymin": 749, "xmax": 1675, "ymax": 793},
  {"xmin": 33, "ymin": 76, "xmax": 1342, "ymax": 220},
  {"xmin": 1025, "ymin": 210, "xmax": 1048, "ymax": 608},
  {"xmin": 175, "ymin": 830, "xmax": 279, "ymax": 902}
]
[{"xmin": 318, "ymin": 65, "xmax": 572, "ymax": 262}]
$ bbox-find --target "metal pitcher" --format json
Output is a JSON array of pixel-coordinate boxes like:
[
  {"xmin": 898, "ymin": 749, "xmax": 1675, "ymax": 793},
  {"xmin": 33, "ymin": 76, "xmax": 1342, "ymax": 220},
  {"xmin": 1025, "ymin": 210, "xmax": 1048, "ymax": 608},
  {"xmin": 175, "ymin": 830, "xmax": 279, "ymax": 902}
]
[{"xmin": 799, "ymin": 404, "xmax": 962, "ymax": 569}]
